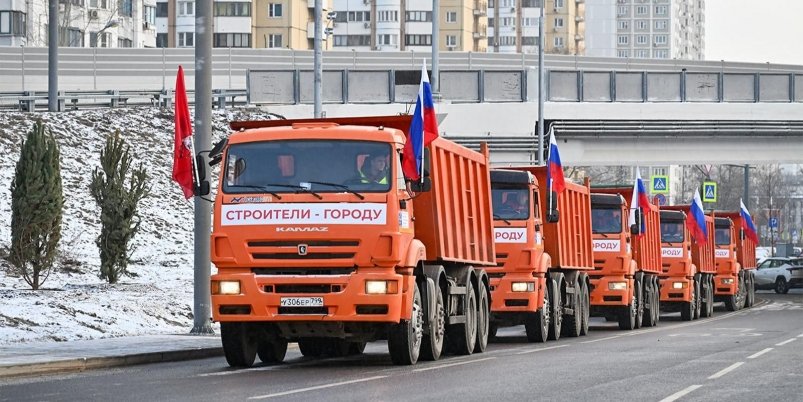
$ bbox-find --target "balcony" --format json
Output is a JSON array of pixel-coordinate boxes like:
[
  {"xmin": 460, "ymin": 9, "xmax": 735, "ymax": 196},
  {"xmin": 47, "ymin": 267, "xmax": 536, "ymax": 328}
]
[{"xmin": 474, "ymin": 1, "xmax": 487, "ymax": 16}]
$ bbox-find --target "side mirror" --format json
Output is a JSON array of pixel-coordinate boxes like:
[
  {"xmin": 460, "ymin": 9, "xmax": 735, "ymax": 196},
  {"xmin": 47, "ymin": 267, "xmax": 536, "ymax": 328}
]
[
  {"xmin": 546, "ymin": 191, "xmax": 559, "ymax": 223},
  {"xmin": 630, "ymin": 224, "xmax": 640, "ymax": 236},
  {"xmin": 194, "ymin": 154, "xmax": 210, "ymax": 196},
  {"xmin": 410, "ymin": 177, "xmax": 432, "ymax": 192},
  {"xmin": 547, "ymin": 209, "xmax": 559, "ymax": 223}
]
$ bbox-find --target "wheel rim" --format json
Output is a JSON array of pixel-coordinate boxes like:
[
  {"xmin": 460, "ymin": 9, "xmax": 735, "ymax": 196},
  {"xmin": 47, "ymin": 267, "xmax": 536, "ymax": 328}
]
[
  {"xmin": 434, "ymin": 297, "xmax": 445, "ymax": 345},
  {"xmin": 467, "ymin": 291, "xmax": 477, "ymax": 344},
  {"xmin": 542, "ymin": 288, "xmax": 550, "ymax": 332},
  {"xmin": 412, "ymin": 293, "xmax": 424, "ymax": 352}
]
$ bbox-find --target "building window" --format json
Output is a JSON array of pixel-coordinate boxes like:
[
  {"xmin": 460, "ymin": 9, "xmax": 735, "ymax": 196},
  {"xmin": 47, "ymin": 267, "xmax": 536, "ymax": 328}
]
[
  {"xmin": 214, "ymin": 33, "xmax": 252, "ymax": 47},
  {"xmin": 89, "ymin": 31, "xmax": 110, "ymax": 47},
  {"xmin": 635, "ymin": 49, "xmax": 649, "ymax": 58},
  {"xmin": 59, "ymin": 27, "xmax": 84, "ymax": 47},
  {"xmin": 652, "ymin": 167, "xmax": 667, "ymax": 176},
  {"xmin": 636, "ymin": 35, "xmax": 647, "ymax": 45},
  {"xmin": 653, "ymin": 49, "xmax": 668, "ymax": 58},
  {"xmin": 120, "ymin": 0, "xmax": 133, "ymax": 17},
  {"xmin": 618, "ymin": 49, "xmax": 630, "ymax": 58},
  {"xmin": 404, "ymin": 34, "xmax": 432, "ymax": 46},
  {"xmin": 654, "ymin": 19, "xmax": 667, "ymax": 30},
  {"xmin": 655, "ymin": 5, "xmax": 668, "ymax": 15},
  {"xmin": 118, "ymin": 37, "xmax": 133, "ymax": 47},
  {"xmin": 268, "ymin": 33, "xmax": 282, "ymax": 47},
  {"xmin": 378, "ymin": 10, "xmax": 398, "ymax": 22},
  {"xmin": 636, "ymin": 5, "xmax": 648, "ymax": 15},
  {"xmin": 156, "ymin": 33, "xmax": 168, "ymax": 47},
  {"xmin": 156, "ymin": 2, "xmax": 168, "ymax": 18},
  {"xmin": 501, "ymin": 17, "xmax": 514, "ymax": 26},
  {"xmin": 178, "ymin": 32, "xmax": 194, "ymax": 47},
  {"xmin": 89, "ymin": 0, "xmax": 109, "ymax": 8},
  {"xmin": 521, "ymin": 17, "xmax": 537, "ymax": 26},
  {"xmin": 554, "ymin": 17, "xmax": 563, "ymax": 28},
  {"xmin": 521, "ymin": 36, "xmax": 537, "ymax": 45},
  {"xmin": 268, "ymin": 3, "xmax": 282, "ymax": 17},
  {"xmin": 0, "ymin": 11, "xmax": 26, "ymax": 36},
  {"xmin": 617, "ymin": 20, "xmax": 629, "ymax": 31},
  {"xmin": 144, "ymin": 5, "xmax": 156, "ymax": 25},
  {"xmin": 655, "ymin": 34, "xmax": 667, "ymax": 45},
  {"xmin": 347, "ymin": 11, "xmax": 370, "ymax": 22},
  {"xmin": 405, "ymin": 11, "xmax": 431, "ymax": 22},
  {"xmin": 617, "ymin": 35, "xmax": 629, "ymax": 45},
  {"xmin": 334, "ymin": 35, "xmax": 370, "ymax": 46},
  {"xmin": 446, "ymin": 35, "xmax": 457, "ymax": 47},
  {"xmin": 636, "ymin": 19, "xmax": 647, "ymax": 30},
  {"xmin": 554, "ymin": 0, "xmax": 564, "ymax": 8},
  {"xmin": 617, "ymin": 6, "xmax": 629, "ymax": 16},
  {"xmin": 500, "ymin": 36, "xmax": 515, "ymax": 46},
  {"xmin": 446, "ymin": 11, "xmax": 457, "ymax": 23},
  {"xmin": 488, "ymin": 17, "xmax": 494, "ymax": 28},
  {"xmin": 178, "ymin": 1, "xmax": 195, "ymax": 16},
  {"xmin": 553, "ymin": 36, "xmax": 563, "ymax": 48},
  {"xmin": 377, "ymin": 34, "xmax": 397, "ymax": 45},
  {"xmin": 215, "ymin": 2, "xmax": 251, "ymax": 17}
]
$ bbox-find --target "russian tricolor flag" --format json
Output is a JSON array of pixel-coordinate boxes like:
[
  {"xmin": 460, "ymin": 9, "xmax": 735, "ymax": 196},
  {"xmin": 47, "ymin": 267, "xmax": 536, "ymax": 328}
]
[
  {"xmin": 628, "ymin": 169, "xmax": 651, "ymax": 236},
  {"xmin": 740, "ymin": 199, "xmax": 759, "ymax": 243},
  {"xmin": 545, "ymin": 126, "xmax": 566, "ymax": 195},
  {"xmin": 686, "ymin": 190, "xmax": 708, "ymax": 245},
  {"xmin": 403, "ymin": 63, "xmax": 439, "ymax": 180}
]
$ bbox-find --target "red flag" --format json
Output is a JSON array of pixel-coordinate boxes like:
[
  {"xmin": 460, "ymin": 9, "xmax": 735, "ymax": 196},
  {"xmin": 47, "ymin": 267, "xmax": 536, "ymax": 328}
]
[{"xmin": 173, "ymin": 66, "xmax": 195, "ymax": 199}]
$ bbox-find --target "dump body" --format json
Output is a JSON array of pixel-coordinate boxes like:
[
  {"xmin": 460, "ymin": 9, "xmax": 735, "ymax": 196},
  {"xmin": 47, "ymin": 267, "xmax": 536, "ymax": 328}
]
[{"xmin": 488, "ymin": 169, "xmax": 548, "ymax": 320}]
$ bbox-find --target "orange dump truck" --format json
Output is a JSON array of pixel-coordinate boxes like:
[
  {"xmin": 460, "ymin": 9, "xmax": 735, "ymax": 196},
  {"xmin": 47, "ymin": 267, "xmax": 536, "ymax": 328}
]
[
  {"xmin": 487, "ymin": 167, "xmax": 592, "ymax": 341},
  {"xmin": 589, "ymin": 187, "xmax": 662, "ymax": 330},
  {"xmin": 207, "ymin": 115, "xmax": 494, "ymax": 367},
  {"xmin": 712, "ymin": 211, "xmax": 757, "ymax": 311},
  {"xmin": 659, "ymin": 207, "xmax": 716, "ymax": 320}
]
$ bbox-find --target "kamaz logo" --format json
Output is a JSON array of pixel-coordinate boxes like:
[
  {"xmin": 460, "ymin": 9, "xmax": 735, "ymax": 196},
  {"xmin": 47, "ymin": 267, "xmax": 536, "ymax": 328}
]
[{"xmin": 275, "ymin": 227, "xmax": 329, "ymax": 232}]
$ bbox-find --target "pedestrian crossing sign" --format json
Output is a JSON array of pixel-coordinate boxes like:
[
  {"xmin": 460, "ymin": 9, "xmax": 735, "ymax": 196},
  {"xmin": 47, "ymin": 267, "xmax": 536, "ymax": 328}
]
[
  {"xmin": 703, "ymin": 181, "xmax": 717, "ymax": 202},
  {"xmin": 651, "ymin": 175, "xmax": 669, "ymax": 194}
]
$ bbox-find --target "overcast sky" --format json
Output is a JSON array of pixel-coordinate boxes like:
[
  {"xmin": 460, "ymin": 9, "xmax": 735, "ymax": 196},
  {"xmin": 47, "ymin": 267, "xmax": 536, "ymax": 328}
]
[{"xmin": 705, "ymin": 0, "xmax": 803, "ymax": 65}]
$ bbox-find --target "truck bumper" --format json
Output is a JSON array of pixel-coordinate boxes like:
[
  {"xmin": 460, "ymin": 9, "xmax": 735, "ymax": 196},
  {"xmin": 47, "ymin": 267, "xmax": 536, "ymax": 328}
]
[
  {"xmin": 589, "ymin": 276, "xmax": 631, "ymax": 307},
  {"xmin": 211, "ymin": 270, "xmax": 413, "ymax": 324},
  {"xmin": 659, "ymin": 276, "xmax": 692, "ymax": 302},
  {"xmin": 489, "ymin": 274, "xmax": 544, "ymax": 313},
  {"xmin": 714, "ymin": 274, "xmax": 738, "ymax": 295}
]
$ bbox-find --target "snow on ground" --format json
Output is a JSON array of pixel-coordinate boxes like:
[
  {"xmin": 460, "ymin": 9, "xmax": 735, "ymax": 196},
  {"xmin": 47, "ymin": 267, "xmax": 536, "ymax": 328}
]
[{"xmin": 0, "ymin": 107, "xmax": 275, "ymax": 344}]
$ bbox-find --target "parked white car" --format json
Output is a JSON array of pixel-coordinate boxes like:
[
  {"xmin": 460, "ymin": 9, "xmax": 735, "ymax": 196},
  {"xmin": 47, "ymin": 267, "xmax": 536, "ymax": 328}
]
[{"xmin": 754, "ymin": 257, "xmax": 803, "ymax": 294}]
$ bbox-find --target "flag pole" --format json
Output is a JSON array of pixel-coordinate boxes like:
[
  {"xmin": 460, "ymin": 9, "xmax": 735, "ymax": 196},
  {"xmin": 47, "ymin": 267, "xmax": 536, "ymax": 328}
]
[{"xmin": 419, "ymin": 60, "xmax": 427, "ymax": 184}]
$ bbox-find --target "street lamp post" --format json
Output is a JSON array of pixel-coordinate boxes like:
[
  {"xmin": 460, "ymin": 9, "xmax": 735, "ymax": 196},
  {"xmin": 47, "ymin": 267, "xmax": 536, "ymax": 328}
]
[{"xmin": 93, "ymin": 20, "xmax": 119, "ymax": 90}]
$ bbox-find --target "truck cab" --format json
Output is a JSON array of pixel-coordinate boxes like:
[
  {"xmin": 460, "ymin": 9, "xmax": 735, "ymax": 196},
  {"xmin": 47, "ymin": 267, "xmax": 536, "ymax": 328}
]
[{"xmin": 712, "ymin": 215, "xmax": 755, "ymax": 310}]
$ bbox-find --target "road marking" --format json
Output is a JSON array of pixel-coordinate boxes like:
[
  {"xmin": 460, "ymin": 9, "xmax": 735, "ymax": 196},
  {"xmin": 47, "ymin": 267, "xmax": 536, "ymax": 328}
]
[
  {"xmin": 659, "ymin": 385, "xmax": 703, "ymax": 402},
  {"xmin": 708, "ymin": 362, "xmax": 744, "ymax": 379},
  {"xmin": 515, "ymin": 344, "xmax": 568, "ymax": 355},
  {"xmin": 580, "ymin": 335, "xmax": 621, "ymax": 344},
  {"xmin": 776, "ymin": 338, "xmax": 796, "ymax": 346},
  {"xmin": 798, "ymin": 333, "xmax": 803, "ymax": 338},
  {"xmin": 747, "ymin": 348, "xmax": 773, "ymax": 359},
  {"xmin": 248, "ymin": 375, "xmax": 388, "ymax": 400},
  {"xmin": 198, "ymin": 366, "xmax": 283, "ymax": 377},
  {"xmin": 411, "ymin": 357, "xmax": 496, "ymax": 372}
]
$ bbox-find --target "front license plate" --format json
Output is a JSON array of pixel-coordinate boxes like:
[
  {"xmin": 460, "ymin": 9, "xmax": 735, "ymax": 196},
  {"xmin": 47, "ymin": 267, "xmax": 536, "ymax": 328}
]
[{"xmin": 280, "ymin": 297, "xmax": 324, "ymax": 307}]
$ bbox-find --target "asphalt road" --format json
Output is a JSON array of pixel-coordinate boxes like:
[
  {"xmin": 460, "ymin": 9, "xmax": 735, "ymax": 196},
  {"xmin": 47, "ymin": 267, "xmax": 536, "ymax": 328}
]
[{"xmin": 3, "ymin": 291, "xmax": 802, "ymax": 402}]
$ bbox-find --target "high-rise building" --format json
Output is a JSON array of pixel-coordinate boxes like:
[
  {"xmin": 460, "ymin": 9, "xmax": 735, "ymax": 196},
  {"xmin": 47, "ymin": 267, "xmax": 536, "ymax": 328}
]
[
  {"xmin": 586, "ymin": 0, "xmax": 704, "ymax": 59},
  {"xmin": 156, "ymin": 0, "xmax": 255, "ymax": 48},
  {"xmin": 487, "ymin": 0, "xmax": 585, "ymax": 54},
  {"xmin": 1, "ymin": 0, "xmax": 157, "ymax": 47},
  {"xmin": 253, "ymin": 0, "xmax": 332, "ymax": 50}
]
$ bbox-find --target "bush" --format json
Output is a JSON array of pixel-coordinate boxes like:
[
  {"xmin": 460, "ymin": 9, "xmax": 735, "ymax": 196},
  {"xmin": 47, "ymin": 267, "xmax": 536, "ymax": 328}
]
[
  {"xmin": 90, "ymin": 131, "xmax": 149, "ymax": 284},
  {"xmin": 9, "ymin": 120, "xmax": 64, "ymax": 290}
]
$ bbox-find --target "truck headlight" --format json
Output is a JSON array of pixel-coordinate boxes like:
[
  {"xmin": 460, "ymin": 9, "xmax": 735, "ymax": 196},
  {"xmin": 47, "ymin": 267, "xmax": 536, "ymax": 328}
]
[
  {"xmin": 365, "ymin": 280, "xmax": 398, "ymax": 294},
  {"xmin": 511, "ymin": 282, "xmax": 535, "ymax": 292},
  {"xmin": 721, "ymin": 278, "xmax": 734, "ymax": 285},
  {"xmin": 212, "ymin": 280, "xmax": 241, "ymax": 295},
  {"xmin": 608, "ymin": 282, "xmax": 627, "ymax": 290},
  {"xmin": 672, "ymin": 282, "xmax": 686, "ymax": 289}
]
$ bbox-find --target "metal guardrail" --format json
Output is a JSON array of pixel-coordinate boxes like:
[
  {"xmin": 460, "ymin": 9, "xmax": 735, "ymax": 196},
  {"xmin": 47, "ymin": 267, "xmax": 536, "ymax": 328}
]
[{"xmin": 0, "ymin": 89, "xmax": 248, "ymax": 112}]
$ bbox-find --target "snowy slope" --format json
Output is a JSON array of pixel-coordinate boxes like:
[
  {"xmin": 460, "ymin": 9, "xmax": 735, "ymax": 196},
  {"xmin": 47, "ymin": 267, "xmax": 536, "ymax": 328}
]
[{"xmin": 0, "ymin": 107, "xmax": 274, "ymax": 344}]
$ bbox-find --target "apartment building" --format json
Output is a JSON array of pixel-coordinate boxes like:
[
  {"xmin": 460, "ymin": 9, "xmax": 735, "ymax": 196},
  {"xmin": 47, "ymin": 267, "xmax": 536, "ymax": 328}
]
[
  {"xmin": 155, "ymin": 0, "xmax": 253, "ymax": 48},
  {"xmin": 586, "ymin": 0, "xmax": 704, "ymax": 59},
  {"xmin": 1, "ymin": 0, "xmax": 156, "ymax": 47},
  {"xmin": 253, "ymin": 0, "xmax": 331, "ymax": 49},
  {"xmin": 487, "ymin": 0, "xmax": 584, "ymax": 54}
]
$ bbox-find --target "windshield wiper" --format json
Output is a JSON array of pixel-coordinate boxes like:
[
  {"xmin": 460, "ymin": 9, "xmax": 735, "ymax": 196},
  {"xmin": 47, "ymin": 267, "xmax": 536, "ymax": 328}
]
[
  {"xmin": 304, "ymin": 181, "xmax": 365, "ymax": 200},
  {"xmin": 493, "ymin": 214, "xmax": 511, "ymax": 226},
  {"xmin": 227, "ymin": 184, "xmax": 298, "ymax": 200}
]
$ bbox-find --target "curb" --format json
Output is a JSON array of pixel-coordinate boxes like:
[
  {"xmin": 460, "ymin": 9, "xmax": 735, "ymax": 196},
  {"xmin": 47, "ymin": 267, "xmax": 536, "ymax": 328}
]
[{"xmin": 0, "ymin": 347, "xmax": 224, "ymax": 379}]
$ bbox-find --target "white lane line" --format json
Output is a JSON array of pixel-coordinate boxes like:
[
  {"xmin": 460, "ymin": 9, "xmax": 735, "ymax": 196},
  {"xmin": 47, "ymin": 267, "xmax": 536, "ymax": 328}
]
[
  {"xmin": 708, "ymin": 362, "xmax": 744, "ymax": 380},
  {"xmin": 580, "ymin": 335, "xmax": 621, "ymax": 344},
  {"xmin": 776, "ymin": 338, "xmax": 796, "ymax": 346},
  {"xmin": 747, "ymin": 348, "xmax": 773, "ymax": 359},
  {"xmin": 411, "ymin": 356, "xmax": 496, "ymax": 373},
  {"xmin": 515, "ymin": 344, "xmax": 568, "ymax": 355},
  {"xmin": 198, "ymin": 366, "xmax": 283, "ymax": 377},
  {"xmin": 248, "ymin": 375, "xmax": 388, "ymax": 400},
  {"xmin": 797, "ymin": 333, "xmax": 803, "ymax": 338},
  {"xmin": 658, "ymin": 385, "xmax": 703, "ymax": 402}
]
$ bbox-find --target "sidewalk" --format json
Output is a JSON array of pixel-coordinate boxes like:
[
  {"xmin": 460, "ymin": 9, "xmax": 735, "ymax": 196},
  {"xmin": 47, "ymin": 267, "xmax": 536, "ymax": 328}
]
[{"xmin": 0, "ymin": 334, "xmax": 223, "ymax": 379}]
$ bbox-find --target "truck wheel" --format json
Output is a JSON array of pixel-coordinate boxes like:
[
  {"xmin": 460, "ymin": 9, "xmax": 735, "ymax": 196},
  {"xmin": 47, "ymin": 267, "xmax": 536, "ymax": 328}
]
[
  {"xmin": 618, "ymin": 282, "xmax": 637, "ymax": 330},
  {"xmin": 221, "ymin": 322, "xmax": 257, "ymax": 368},
  {"xmin": 548, "ymin": 278, "xmax": 563, "ymax": 341},
  {"xmin": 700, "ymin": 276, "xmax": 714, "ymax": 318},
  {"xmin": 655, "ymin": 278, "xmax": 661, "ymax": 324},
  {"xmin": 257, "ymin": 338, "xmax": 288, "ymax": 364},
  {"xmin": 474, "ymin": 280, "xmax": 490, "ymax": 353},
  {"xmin": 693, "ymin": 278, "xmax": 702, "ymax": 319},
  {"xmin": 737, "ymin": 274, "xmax": 747, "ymax": 309},
  {"xmin": 642, "ymin": 279, "xmax": 657, "ymax": 328},
  {"xmin": 774, "ymin": 277, "xmax": 789, "ymax": 294},
  {"xmin": 579, "ymin": 279, "xmax": 590, "ymax": 336},
  {"xmin": 525, "ymin": 287, "xmax": 549, "ymax": 342},
  {"xmin": 420, "ymin": 286, "xmax": 445, "ymax": 361},
  {"xmin": 298, "ymin": 338, "xmax": 325, "ymax": 358},
  {"xmin": 681, "ymin": 279, "xmax": 696, "ymax": 320},
  {"xmin": 634, "ymin": 280, "xmax": 644, "ymax": 329},
  {"xmin": 447, "ymin": 280, "xmax": 477, "ymax": 355},
  {"xmin": 489, "ymin": 323, "xmax": 498, "ymax": 340},
  {"xmin": 745, "ymin": 272, "xmax": 756, "ymax": 307},
  {"xmin": 388, "ymin": 282, "xmax": 424, "ymax": 365}
]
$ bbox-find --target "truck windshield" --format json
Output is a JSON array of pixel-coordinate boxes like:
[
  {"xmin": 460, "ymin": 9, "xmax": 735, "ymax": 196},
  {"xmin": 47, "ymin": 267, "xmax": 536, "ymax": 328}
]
[
  {"xmin": 660, "ymin": 221, "xmax": 684, "ymax": 243},
  {"xmin": 591, "ymin": 208, "xmax": 622, "ymax": 234},
  {"xmin": 715, "ymin": 227, "xmax": 731, "ymax": 245},
  {"xmin": 223, "ymin": 140, "xmax": 393, "ymax": 194},
  {"xmin": 492, "ymin": 187, "xmax": 530, "ymax": 220}
]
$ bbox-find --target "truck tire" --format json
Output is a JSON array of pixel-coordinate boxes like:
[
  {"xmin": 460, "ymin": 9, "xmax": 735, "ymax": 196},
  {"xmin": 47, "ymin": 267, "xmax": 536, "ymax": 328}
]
[
  {"xmin": 420, "ymin": 286, "xmax": 445, "ymax": 361},
  {"xmin": 388, "ymin": 282, "xmax": 424, "ymax": 365},
  {"xmin": 474, "ymin": 280, "xmax": 490, "ymax": 353},
  {"xmin": 681, "ymin": 279, "xmax": 696, "ymax": 321},
  {"xmin": 774, "ymin": 277, "xmax": 789, "ymax": 294},
  {"xmin": 446, "ymin": 280, "xmax": 478, "ymax": 355},
  {"xmin": 257, "ymin": 338, "xmax": 288, "ymax": 364},
  {"xmin": 737, "ymin": 273, "xmax": 747, "ymax": 310},
  {"xmin": 298, "ymin": 338, "xmax": 325, "ymax": 358},
  {"xmin": 745, "ymin": 272, "xmax": 755, "ymax": 307},
  {"xmin": 725, "ymin": 276, "xmax": 740, "ymax": 311},
  {"xmin": 562, "ymin": 280, "xmax": 582, "ymax": 338},
  {"xmin": 221, "ymin": 322, "xmax": 258, "ymax": 368},
  {"xmin": 634, "ymin": 280, "xmax": 644, "ymax": 329},
  {"xmin": 642, "ymin": 278, "xmax": 657, "ymax": 328},
  {"xmin": 525, "ymin": 285, "xmax": 550, "ymax": 343},
  {"xmin": 348, "ymin": 341, "xmax": 367, "ymax": 355},
  {"xmin": 579, "ymin": 279, "xmax": 590, "ymax": 336},
  {"xmin": 618, "ymin": 282, "xmax": 637, "ymax": 330},
  {"xmin": 693, "ymin": 277, "xmax": 702, "ymax": 319},
  {"xmin": 700, "ymin": 275, "xmax": 714, "ymax": 318},
  {"xmin": 548, "ymin": 277, "xmax": 563, "ymax": 341}
]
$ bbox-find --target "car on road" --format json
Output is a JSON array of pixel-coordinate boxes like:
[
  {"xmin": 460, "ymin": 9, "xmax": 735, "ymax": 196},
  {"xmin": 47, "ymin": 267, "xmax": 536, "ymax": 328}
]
[{"xmin": 754, "ymin": 257, "xmax": 803, "ymax": 294}]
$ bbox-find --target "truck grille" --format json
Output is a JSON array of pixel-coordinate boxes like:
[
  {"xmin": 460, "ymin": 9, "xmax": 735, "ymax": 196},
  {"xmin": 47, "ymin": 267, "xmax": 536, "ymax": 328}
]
[
  {"xmin": 247, "ymin": 240, "xmax": 360, "ymax": 261},
  {"xmin": 252, "ymin": 267, "xmax": 356, "ymax": 276},
  {"xmin": 495, "ymin": 253, "xmax": 509, "ymax": 267}
]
